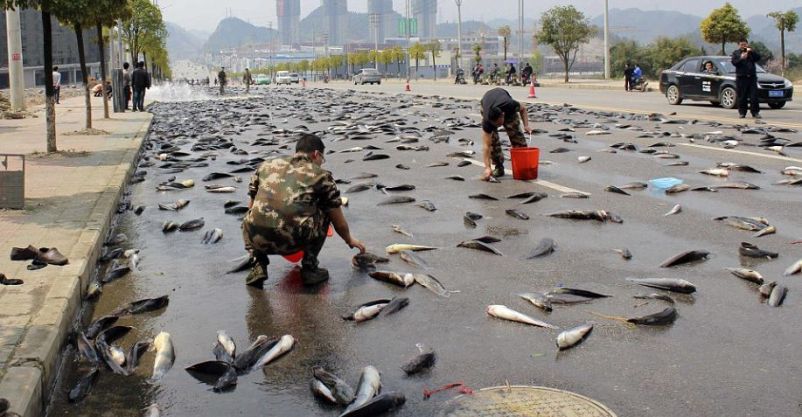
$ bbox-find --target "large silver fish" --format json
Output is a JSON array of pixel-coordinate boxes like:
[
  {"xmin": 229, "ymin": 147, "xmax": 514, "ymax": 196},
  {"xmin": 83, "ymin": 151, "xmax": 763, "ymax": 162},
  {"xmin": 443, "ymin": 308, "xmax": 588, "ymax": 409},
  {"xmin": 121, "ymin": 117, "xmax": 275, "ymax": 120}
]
[
  {"xmin": 556, "ymin": 323, "xmax": 593, "ymax": 350},
  {"xmin": 150, "ymin": 331, "xmax": 175, "ymax": 381},
  {"xmin": 341, "ymin": 366, "xmax": 381, "ymax": 416},
  {"xmin": 486, "ymin": 305, "xmax": 559, "ymax": 329}
]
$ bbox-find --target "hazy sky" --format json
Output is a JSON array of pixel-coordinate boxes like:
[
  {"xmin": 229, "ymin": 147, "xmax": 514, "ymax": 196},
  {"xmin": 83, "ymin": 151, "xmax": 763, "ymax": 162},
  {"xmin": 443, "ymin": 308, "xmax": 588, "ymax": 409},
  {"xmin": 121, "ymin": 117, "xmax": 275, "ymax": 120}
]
[{"xmin": 159, "ymin": 0, "xmax": 800, "ymax": 33}]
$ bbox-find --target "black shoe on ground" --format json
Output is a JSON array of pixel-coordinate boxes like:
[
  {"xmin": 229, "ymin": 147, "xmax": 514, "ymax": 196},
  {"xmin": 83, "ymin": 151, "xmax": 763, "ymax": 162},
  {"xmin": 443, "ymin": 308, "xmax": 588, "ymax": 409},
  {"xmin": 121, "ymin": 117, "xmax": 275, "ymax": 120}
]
[
  {"xmin": 492, "ymin": 166, "xmax": 505, "ymax": 178},
  {"xmin": 245, "ymin": 263, "xmax": 268, "ymax": 288},
  {"xmin": 301, "ymin": 266, "xmax": 329, "ymax": 285},
  {"xmin": 739, "ymin": 114, "xmax": 746, "ymax": 119}
]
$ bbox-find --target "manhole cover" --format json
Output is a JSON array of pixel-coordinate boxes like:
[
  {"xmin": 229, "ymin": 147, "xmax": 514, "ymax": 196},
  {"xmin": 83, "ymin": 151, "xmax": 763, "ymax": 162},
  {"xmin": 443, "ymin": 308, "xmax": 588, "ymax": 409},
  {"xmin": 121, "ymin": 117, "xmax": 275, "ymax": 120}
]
[{"xmin": 437, "ymin": 385, "xmax": 617, "ymax": 417}]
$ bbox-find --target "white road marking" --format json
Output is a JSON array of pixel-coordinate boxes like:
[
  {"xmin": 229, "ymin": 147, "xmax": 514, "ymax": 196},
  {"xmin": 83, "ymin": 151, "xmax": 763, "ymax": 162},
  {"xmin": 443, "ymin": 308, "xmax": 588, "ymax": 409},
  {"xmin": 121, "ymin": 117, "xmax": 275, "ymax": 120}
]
[
  {"xmin": 459, "ymin": 158, "xmax": 589, "ymax": 195},
  {"xmin": 678, "ymin": 143, "xmax": 802, "ymax": 163}
]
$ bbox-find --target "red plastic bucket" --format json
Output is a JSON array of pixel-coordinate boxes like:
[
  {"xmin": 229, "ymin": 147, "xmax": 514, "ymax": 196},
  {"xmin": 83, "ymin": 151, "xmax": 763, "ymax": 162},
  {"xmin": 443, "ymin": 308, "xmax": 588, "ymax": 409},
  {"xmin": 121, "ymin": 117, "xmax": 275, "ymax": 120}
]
[
  {"xmin": 510, "ymin": 147, "xmax": 540, "ymax": 180},
  {"xmin": 282, "ymin": 225, "xmax": 335, "ymax": 263}
]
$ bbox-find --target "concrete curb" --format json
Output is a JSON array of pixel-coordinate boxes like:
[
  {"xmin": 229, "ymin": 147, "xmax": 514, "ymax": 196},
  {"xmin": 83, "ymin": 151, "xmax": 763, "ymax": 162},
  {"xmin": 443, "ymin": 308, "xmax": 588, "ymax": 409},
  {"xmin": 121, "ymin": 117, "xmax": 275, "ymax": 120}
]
[{"xmin": 0, "ymin": 115, "xmax": 152, "ymax": 417}]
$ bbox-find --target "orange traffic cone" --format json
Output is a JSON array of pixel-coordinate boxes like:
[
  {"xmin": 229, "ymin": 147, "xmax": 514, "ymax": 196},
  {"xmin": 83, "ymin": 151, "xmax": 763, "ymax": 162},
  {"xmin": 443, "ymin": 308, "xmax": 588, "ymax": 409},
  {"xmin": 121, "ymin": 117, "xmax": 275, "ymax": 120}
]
[
  {"xmin": 405, "ymin": 80, "xmax": 411, "ymax": 92},
  {"xmin": 528, "ymin": 79, "xmax": 537, "ymax": 99}
]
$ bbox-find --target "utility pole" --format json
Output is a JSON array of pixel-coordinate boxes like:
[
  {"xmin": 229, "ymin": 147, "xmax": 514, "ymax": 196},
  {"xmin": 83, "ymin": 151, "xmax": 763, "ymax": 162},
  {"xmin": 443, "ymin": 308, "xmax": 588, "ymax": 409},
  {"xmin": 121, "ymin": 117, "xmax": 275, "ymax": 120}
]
[
  {"xmin": 518, "ymin": 0, "xmax": 524, "ymax": 62},
  {"xmin": 371, "ymin": 13, "xmax": 379, "ymax": 70},
  {"xmin": 5, "ymin": 7, "xmax": 25, "ymax": 112},
  {"xmin": 405, "ymin": 0, "xmax": 411, "ymax": 81},
  {"xmin": 455, "ymin": 0, "xmax": 462, "ymax": 70},
  {"xmin": 604, "ymin": 0, "xmax": 610, "ymax": 79}
]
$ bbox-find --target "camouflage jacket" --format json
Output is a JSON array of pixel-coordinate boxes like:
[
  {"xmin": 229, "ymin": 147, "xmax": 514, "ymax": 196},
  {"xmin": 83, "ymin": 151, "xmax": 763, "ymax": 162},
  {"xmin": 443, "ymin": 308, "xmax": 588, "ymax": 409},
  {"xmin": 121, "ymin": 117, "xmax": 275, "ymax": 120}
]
[{"xmin": 244, "ymin": 154, "xmax": 341, "ymax": 234}]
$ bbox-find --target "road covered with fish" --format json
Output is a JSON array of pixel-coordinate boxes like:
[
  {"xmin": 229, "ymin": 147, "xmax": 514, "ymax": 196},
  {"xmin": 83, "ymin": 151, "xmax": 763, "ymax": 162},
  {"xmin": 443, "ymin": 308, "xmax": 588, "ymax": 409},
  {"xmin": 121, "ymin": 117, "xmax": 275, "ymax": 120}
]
[{"xmin": 47, "ymin": 85, "xmax": 802, "ymax": 417}]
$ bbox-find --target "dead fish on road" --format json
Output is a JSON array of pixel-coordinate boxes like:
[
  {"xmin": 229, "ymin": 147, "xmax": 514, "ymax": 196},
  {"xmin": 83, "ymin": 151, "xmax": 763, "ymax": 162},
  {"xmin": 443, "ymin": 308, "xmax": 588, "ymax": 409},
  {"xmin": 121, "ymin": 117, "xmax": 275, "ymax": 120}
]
[
  {"xmin": 343, "ymin": 299, "xmax": 391, "ymax": 322},
  {"xmin": 664, "ymin": 204, "xmax": 682, "ymax": 216},
  {"xmin": 548, "ymin": 210, "xmax": 622, "ymax": 223},
  {"xmin": 714, "ymin": 216, "xmax": 770, "ymax": 232},
  {"xmin": 551, "ymin": 287, "xmax": 611, "ymax": 299},
  {"xmin": 560, "ymin": 192, "xmax": 591, "ymax": 199},
  {"xmin": 717, "ymin": 162, "xmax": 762, "ymax": 173},
  {"xmin": 417, "ymin": 200, "xmax": 437, "ymax": 212},
  {"xmin": 519, "ymin": 293, "xmax": 553, "ymax": 312},
  {"xmin": 457, "ymin": 240, "xmax": 503, "ymax": 256},
  {"xmin": 520, "ymin": 192, "xmax": 548, "ymax": 204},
  {"xmin": 369, "ymin": 271, "xmax": 415, "ymax": 288},
  {"xmin": 626, "ymin": 278, "xmax": 697, "ymax": 294},
  {"xmin": 526, "ymin": 238, "xmax": 556, "ymax": 258},
  {"xmin": 391, "ymin": 225, "xmax": 413, "ymax": 238},
  {"xmin": 665, "ymin": 184, "xmax": 690, "ymax": 194},
  {"xmin": 633, "ymin": 293, "xmax": 675, "ymax": 304},
  {"xmin": 604, "ymin": 186, "xmax": 630, "ymax": 196},
  {"xmin": 346, "ymin": 183, "xmax": 373, "ymax": 193},
  {"xmin": 556, "ymin": 323, "xmax": 593, "ymax": 351},
  {"xmin": 578, "ymin": 156, "xmax": 592, "ymax": 163},
  {"xmin": 377, "ymin": 196, "xmax": 415, "ymax": 205},
  {"xmin": 619, "ymin": 182, "xmax": 648, "ymax": 190},
  {"xmin": 505, "ymin": 209, "xmax": 529, "ymax": 220},
  {"xmin": 700, "ymin": 168, "xmax": 730, "ymax": 177},
  {"xmin": 352, "ymin": 252, "xmax": 390, "ymax": 270},
  {"xmin": 594, "ymin": 307, "xmax": 678, "ymax": 326},
  {"xmin": 205, "ymin": 185, "xmax": 238, "ymax": 193},
  {"xmin": 385, "ymin": 244, "xmax": 437, "ymax": 254},
  {"xmin": 341, "ymin": 366, "xmax": 382, "ymax": 415},
  {"xmin": 768, "ymin": 285, "xmax": 787, "ymax": 307},
  {"xmin": 399, "ymin": 251, "xmax": 429, "ymax": 269},
  {"xmin": 401, "ymin": 344, "xmax": 436, "ymax": 375},
  {"xmin": 726, "ymin": 267, "xmax": 764, "ymax": 284},
  {"xmin": 381, "ymin": 184, "xmax": 416, "ymax": 192},
  {"xmin": 613, "ymin": 248, "xmax": 633, "ymax": 260},
  {"xmin": 486, "ymin": 305, "xmax": 559, "ymax": 329},
  {"xmin": 312, "ymin": 366, "xmax": 355, "ymax": 406},
  {"xmin": 363, "ymin": 153, "xmax": 391, "ymax": 161},
  {"xmin": 783, "ymin": 259, "xmax": 802, "ymax": 276},
  {"xmin": 179, "ymin": 218, "xmax": 205, "ymax": 231},
  {"xmin": 150, "ymin": 331, "xmax": 175, "ymax": 381},
  {"xmin": 445, "ymin": 175, "xmax": 465, "ymax": 181},
  {"xmin": 213, "ymin": 331, "xmax": 237, "ymax": 363},
  {"xmin": 113, "ymin": 295, "xmax": 170, "ymax": 316},
  {"xmin": 202, "ymin": 228, "xmax": 223, "ymax": 244},
  {"xmin": 68, "ymin": 368, "xmax": 99, "ymax": 403},
  {"xmin": 660, "ymin": 250, "xmax": 710, "ymax": 267},
  {"xmin": 712, "ymin": 182, "xmax": 760, "ymax": 190},
  {"xmin": 739, "ymin": 242, "xmax": 779, "ymax": 259},
  {"xmin": 413, "ymin": 273, "xmax": 458, "ymax": 297},
  {"xmin": 469, "ymin": 193, "xmax": 498, "ymax": 201},
  {"xmin": 753, "ymin": 226, "xmax": 776, "ymax": 237}
]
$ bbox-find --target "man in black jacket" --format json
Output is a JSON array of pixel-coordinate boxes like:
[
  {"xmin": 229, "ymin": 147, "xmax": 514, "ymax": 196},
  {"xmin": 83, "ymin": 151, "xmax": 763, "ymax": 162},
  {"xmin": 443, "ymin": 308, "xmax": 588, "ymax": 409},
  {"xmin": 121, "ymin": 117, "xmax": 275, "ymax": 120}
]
[
  {"xmin": 131, "ymin": 61, "xmax": 151, "ymax": 112},
  {"xmin": 731, "ymin": 39, "xmax": 762, "ymax": 119},
  {"xmin": 623, "ymin": 63, "xmax": 633, "ymax": 91},
  {"xmin": 479, "ymin": 87, "xmax": 532, "ymax": 179}
]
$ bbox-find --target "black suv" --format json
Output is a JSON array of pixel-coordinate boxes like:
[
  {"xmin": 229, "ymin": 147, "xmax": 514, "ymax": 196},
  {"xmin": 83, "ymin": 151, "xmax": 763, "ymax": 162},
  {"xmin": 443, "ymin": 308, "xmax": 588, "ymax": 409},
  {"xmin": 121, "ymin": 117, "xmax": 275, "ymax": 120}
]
[{"xmin": 659, "ymin": 56, "xmax": 794, "ymax": 109}]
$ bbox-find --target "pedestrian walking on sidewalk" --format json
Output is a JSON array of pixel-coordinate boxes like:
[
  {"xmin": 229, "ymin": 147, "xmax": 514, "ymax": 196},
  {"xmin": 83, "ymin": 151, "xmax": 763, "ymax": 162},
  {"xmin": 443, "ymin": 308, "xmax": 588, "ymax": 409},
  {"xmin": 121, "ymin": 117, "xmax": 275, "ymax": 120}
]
[
  {"xmin": 731, "ymin": 38, "xmax": 762, "ymax": 119},
  {"xmin": 243, "ymin": 68, "xmax": 253, "ymax": 94},
  {"xmin": 241, "ymin": 134, "xmax": 366, "ymax": 288},
  {"xmin": 52, "ymin": 66, "xmax": 61, "ymax": 104},
  {"xmin": 218, "ymin": 67, "xmax": 227, "ymax": 96},
  {"xmin": 623, "ymin": 63, "xmax": 633, "ymax": 91},
  {"xmin": 123, "ymin": 62, "xmax": 132, "ymax": 110},
  {"xmin": 131, "ymin": 61, "xmax": 151, "ymax": 112},
  {"xmin": 479, "ymin": 87, "xmax": 532, "ymax": 180}
]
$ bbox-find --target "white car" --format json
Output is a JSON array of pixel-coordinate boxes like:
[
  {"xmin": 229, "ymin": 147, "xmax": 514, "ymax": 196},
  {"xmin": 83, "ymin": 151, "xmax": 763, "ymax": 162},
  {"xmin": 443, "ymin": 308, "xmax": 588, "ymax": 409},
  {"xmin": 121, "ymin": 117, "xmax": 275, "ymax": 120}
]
[
  {"xmin": 354, "ymin": 68, "xmax": 382, "ymax": 85},
  {"xmin": 275, "ymin": 71, "xmax": 292, "ymax": 85},
  {"xmin": 288, "ymin": 73, "xmax": 300, "ymax": 84}
]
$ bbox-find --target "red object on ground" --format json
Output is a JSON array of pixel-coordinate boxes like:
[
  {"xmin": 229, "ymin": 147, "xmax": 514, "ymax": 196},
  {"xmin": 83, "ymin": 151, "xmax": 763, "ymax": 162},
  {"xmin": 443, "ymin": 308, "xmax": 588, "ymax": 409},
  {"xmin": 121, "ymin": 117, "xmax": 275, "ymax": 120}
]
[
  {"xmin": 405, "ymin": 81, "xmax": 411, "ymax": 92},
  {"xmin": 423, "ymin": 382, "xmax": 474, "ymax": 400},
  {"xmin": 528, "ymin": 80, "xmax": 537, "ymax": 98},
  {"xmin": 510, "ymin": 147, "xmax": 540, "ymax": 180},
  {"xmin": 282, "ymin": 225, "xmax": 334, "ymax": 263}
]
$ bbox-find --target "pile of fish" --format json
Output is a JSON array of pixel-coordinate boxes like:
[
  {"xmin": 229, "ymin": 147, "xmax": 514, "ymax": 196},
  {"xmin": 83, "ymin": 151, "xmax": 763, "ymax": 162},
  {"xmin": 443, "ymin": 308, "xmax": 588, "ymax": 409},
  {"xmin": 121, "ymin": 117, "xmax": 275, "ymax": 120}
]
[{"xmin": 310, "ymin": 365, "xmax": 406, "ymax": 417}]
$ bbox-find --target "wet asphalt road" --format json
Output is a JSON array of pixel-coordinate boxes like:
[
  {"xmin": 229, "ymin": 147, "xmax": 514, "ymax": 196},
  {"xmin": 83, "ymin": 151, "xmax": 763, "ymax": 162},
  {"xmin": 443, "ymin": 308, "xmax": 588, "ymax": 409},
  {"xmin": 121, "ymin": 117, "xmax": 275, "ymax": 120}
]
[{"xmin": 47, "ymin": 85, "xmax": 802, "ymax": 417}]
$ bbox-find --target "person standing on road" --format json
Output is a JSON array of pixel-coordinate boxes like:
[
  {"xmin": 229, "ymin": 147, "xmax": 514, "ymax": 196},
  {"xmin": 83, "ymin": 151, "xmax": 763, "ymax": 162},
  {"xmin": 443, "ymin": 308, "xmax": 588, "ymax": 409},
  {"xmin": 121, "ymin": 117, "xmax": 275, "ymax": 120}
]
[
  {"xmin": 623, "ymin": 63, "xmax": 633, "ymax": 91},
  {"xmin": 731, "ymin": 38, "xmax": 762, "ymax": 119},
  {"xmin": 242, "ymin": 133, "xmax": 366, "ymax": 288},
  {"xmin": 218, "ymin": 67, "xmax": 227, "ymax": 95},
  {"xmin": 131, "ymin": 61, "xmax": 151, "ymax": 112},
  {"xmin": 243, "ymin": 68, "xmax": 253, "ymax": 94},
  {"xmin": 52, "ymin": 66, "xmax": 61, "ymax": 104},
  {"xmin": 521, "ymin": 63, "xmax": 533, "ymax": 86},
  {"xmin": 506, "ymin": 63, "xmax": 517, "ymax": 85},
  {"xmin": 122, "ymin": 62, "xmax": 131, "ymax": 110},
  {"xmin": 479, "ymin": 87, "xmax": 532, "ymax": 180}
]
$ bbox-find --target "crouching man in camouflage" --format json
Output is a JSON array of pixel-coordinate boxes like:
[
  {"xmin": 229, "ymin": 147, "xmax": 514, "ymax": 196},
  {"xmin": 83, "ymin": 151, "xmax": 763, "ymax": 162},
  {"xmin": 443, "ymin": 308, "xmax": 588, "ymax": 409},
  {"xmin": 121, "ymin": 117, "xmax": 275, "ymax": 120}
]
[
  {"xmin": 480, "ymin": 87, "xmax": 532, "ymax": 179},
  {"xmin": 242, "ymin": 134, "xmax": 366, "ymax": 288}
]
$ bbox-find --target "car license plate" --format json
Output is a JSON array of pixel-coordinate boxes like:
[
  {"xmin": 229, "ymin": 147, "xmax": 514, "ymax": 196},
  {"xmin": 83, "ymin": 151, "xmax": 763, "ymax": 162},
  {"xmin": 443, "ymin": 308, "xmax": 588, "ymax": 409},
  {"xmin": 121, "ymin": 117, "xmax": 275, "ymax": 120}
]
[{"xmin": 769, "ymin": 90, "xmax": 784, "ymax": 98}]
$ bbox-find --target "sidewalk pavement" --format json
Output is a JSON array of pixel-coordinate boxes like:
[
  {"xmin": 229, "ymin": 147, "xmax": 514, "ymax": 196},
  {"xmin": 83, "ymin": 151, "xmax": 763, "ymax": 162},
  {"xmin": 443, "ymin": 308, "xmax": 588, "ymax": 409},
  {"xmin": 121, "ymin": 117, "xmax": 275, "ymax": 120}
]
[{"xmin": 0, "ymin": 95, "xmax": 151, "ymax": 416}]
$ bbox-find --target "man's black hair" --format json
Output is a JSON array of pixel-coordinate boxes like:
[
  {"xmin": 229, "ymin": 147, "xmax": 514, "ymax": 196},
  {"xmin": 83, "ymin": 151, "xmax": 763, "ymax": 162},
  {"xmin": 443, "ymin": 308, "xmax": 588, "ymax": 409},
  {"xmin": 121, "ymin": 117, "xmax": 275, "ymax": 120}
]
[
  {"xmin": 123, "ymin": 62, "xmax": 130, "ymax": 69},
  {"xmin": 296, "ymin": 133, "xmax": 325, "ymax": 154},
  {"xmin": 53, "ymin": 66, "xmax": 58, "ymax": 71},
  {"xmin": 487, "ymin": 106, "xmax": 503, "ymax": 123},
  {"xmin": 137, "ymin": 61, "xmax": 144, "ymax": 68},
  {"xmin": 739, "ymin": 38, "xmax": 748, "ymax": 43}
]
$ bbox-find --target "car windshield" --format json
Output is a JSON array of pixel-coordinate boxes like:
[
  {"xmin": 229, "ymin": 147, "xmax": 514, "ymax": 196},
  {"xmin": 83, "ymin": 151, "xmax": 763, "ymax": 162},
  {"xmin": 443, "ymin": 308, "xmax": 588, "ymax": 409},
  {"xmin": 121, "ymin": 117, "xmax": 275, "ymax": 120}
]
[
  {"xmin": 362, "ymin": 69, "xmax": 379, "ymax": 74},
  {"xmin": 713, "ymin": 59, "xmax": 766, "ymax": 74},
  {"xmin": 290, "ymin": 73, "xmax": 298, "ymax": 77}
]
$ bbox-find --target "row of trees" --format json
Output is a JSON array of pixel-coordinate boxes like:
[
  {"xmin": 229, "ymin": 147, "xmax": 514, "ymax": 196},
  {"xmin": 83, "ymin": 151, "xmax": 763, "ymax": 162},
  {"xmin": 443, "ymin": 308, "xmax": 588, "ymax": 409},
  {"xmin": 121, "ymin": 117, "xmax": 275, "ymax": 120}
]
[{"xmin": 0, "ymin": 0, "xmax": 169, "ymax": 152}]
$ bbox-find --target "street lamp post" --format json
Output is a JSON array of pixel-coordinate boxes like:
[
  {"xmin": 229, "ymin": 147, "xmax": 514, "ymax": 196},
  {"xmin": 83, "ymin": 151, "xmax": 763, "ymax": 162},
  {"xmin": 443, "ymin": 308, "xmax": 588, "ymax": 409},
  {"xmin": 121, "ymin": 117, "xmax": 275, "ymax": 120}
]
[
  {"xmin": 604, "ymin": 0, "xmax": 610, "ymax": 79},
  {"xmin": 405, "ymin": 0, "xmax": 411, "ymax": 82},
  {"xmin": 6, "ymin": 7, "xmax": 25, "ymax": 112},
  {"xmin": 371, "ymin": 13, "xmax": 380, "ymax": 70},
  {"xmin": 455, "ymin": 0, "xmax": 462, "ymax": 71},
  {"xmin": 518, "ymin": 0, "xmax": 524, "ymax": 63}
]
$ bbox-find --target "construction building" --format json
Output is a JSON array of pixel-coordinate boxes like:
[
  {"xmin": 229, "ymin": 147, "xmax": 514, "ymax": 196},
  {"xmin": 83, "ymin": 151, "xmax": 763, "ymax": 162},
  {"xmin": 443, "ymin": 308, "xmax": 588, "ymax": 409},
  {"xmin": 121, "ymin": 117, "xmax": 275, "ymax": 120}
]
[
  {"xmin": 321, "ymin": 0, "xmax": 348, "ymax": 46},
  {"xmin": 412, "ymin": 0, "xmax": 437, "ymax": 41},
  {"xmin": 367, "ymin": 0, "xmax": 394, "ymax": 44},
  {"xmin": 276, "ymin": 0, "xmax": 301, "ymax": 47}
]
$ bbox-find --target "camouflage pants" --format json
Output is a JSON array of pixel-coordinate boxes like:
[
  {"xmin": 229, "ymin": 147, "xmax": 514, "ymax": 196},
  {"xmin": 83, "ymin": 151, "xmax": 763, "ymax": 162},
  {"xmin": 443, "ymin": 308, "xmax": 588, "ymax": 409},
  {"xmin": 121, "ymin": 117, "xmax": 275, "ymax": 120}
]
[
  {"xmin": 490, "ymin": 112, "xmax": 527, "ymax": 167},
  {"xmin": 242, "ymin": 215, "xmax": 330, "ymax": 269}
]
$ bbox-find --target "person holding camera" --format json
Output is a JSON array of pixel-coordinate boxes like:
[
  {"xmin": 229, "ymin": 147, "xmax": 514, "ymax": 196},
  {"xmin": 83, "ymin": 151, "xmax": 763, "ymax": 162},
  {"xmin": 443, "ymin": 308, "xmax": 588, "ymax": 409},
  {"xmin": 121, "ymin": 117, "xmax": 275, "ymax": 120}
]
[{"xmin": 731, "ymin": 39, "xmax": 762, "ymax": 119}]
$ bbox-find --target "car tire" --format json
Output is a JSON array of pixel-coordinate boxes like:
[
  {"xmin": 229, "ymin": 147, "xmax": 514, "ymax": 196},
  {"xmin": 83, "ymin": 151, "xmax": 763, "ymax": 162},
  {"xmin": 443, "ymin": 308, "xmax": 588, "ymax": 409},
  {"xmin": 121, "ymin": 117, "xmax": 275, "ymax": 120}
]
[
  {"xmin": 768, "ymin": 101, "xmax": 786, "ymax": 109},
  {"xmin": 377, "ymin": 81, "xmax": 381, "ymax": 85},
  {"xmin": 666, "ymin": 85, "xmax": 682, "ymax": 105},
  {"xmin": 720, "ymin": 87, "xmax": 737, "ymax": 109}
]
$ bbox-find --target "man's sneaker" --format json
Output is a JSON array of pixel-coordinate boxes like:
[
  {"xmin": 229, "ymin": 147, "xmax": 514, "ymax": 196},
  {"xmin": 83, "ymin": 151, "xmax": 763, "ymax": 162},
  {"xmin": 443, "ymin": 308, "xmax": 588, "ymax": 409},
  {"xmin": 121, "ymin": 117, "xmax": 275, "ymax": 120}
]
[
  {"xmin": 493, "ymin": 166, "xmax": 505, "ymax": 178},
  {"xmin": 245, "ymin": 264, "xmax": 268, "ymax": 288},
  {"xmin": 301, "ymin": 266, "xmax": 330, "ymax": 285}
]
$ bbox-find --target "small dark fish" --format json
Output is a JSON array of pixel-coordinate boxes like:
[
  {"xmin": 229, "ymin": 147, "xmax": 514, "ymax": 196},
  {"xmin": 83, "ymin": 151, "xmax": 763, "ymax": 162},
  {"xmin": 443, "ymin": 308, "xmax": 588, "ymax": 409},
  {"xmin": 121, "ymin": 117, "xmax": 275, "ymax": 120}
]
[
  {"xmin": 363, "ymin": 153, "xmax": 390, "ymax": 161},
  {"xmin": 232, "ymin": 336, "xmax": 280, "ymax": 372},
  {"xmin": 465, "ymin": 211, "xmax": 483, "ymax": 220},
  {"xmin": 508, "ymin": 192, "xmax": 537, "ymax": 199},
  {"xmin": 114, "ymin": 295, "xmax": 170, "ymax": 316},
  {"xmin": 101, "ymin": 264, "xmax": 131, "ymax": 284},
  {"xmin": 401, "ymin": 350, "xmax": 436, "ymax": 375},
  {"xmin": 202, "ymin": 172, "xmax": 233, "ymax": 181},
  {"xmin": 379, "ymin": 296, "xmax": 410, "ymax": 316},
  {"xmin": 552, "ymin": 287, "xmax": 611, "ymax": 298},
  {"xmin": 179, "ymin": 218, "xmax": 205, "ymax": 231},
  {"xmin": 312, "ymin": 366, "xmax": 355, "ymax": 405},
  {"xmin": 225, "ymin": 206, "xmax": 249, "ymax": 215},
  {"xmin": 604, "ymin": 186, "xmax": 630, "ymax": 196},
  {"xmin": 619, "ymin": 182, "xmax": 648, "ymax": 190},
  {"xmin": 633, "ymin": 293, "xmax": 675, "ymax": 304},
  {"xmin": 457, "ymin": 160, "xmax": 472, "ymax": 167},
  {"xmin": 378, "ymin": 196, "xmax": 416, "ymax": 205},
  {"xmin": 505, "ymin": 209, "xmax": 529, "ymax": 220},
  {"xmin": 614, "ymin": 248, "xmax": 633, "ymax": 260},
  {"xmin": 351, "ymin": 173, "xmax": 378, "ymax": 180},
  {"xmin": 627, "ymin": 307, "xmax": 678, "ymax": 325},
  {"xmin": 68, "ymin": 368, "xmax": 99, "ymax": 403},
  {"xmin": 383, "ymin": 184, "xmax": 416, "ymax": 192},
  {"xmin": 526, "ymin": 238, "xmax": 556, "ymax": 258},
  {"xmin": 457, "ymin": 240, "xmax": 503, "ymax": 256},
  {"xmin": 550, "ymin": 147, "xmax": 571, "ymax": 153},
  {"xmin": 85, "ymin": 315, "xmax": 119, "ymax": 340},
  {"xmin": 739, "ymin": 242, "xmax": 779, "ymax": 259},
  {"xmin": 626, "ymin": 278, "xmax": 697, "ymax": 294},
  {"xmin": 445, "ymin": 175, "xmax": 465, "ymax": 181},
  {"xmin": 339, "ymin": 392, "xmax": 406, "ymax": 417},
  {"xmin": 186, "ymin": 360, "xmax": 232, "ymax": 384},
  {"xmin": 126, "ymin": 339, "xmax": 152, "ymax": 373},
  {"xmin": 768, "ymin": 285, "xmax": 787, "ymax": 307},
  {"xmin": 560, "ymin": 192, "xmax": 591, "ymax": 199},
  {"xmin": 77, "ymin": 332, "xmax": 99, "ymax": 366},
  {"xmin": 346, "ymin": 183, "xmax": 373, "ymax": 193},
  {"xmin": 427, "ymin": 161, "xmax": 449, "ymax": 167},
  {"xmin": 213, "ymin": 365, "xmax": 238, "ymax": 392},
  {"xmin": 352, "ymin": 252, "xmax": 390, "ymax": 270},
  {"xmin": 473, "ymin": 236, "xmax": 501, "ymax": 244},
  {"xmin": 521, "ymin": 193, "xmax": 548, "ymax": 204},
  {"xmin": 519, "ymin": 293, "xmax": 553, "ymax": 312},
  {"xmin": 691, "ymin": 186, "xmax": 718, "ymax": 192},
  {"xmin": 162, "ymin": 222, "xmax": 178, "ymax": 233},
  {"xmin": 98, "ymin": 247, "xmax": 123, "ymax": 263},
  {"xmin": 396, "ymin": 164, "xmax": 410, "ymax": 170},
  {"xmin": 712, "ymin": 182, "xmax": 760, "ymax": 190},
  {"xmin": 97, "ymin": 325, "xmax": 132, "ymax": 345},
  {"xmin": 665, "ymin": 184, "xmax": 689, "ymax": 194},
  {"xmin": 660, "ymin": 250, "xmax": 710, "ymax": 267},
  {"xmin": 133, "ymin": 206, "xmax": 145, "ymax": 215},
  {"xmin": 95, "ymin": 337, "xmax": 128, "ymax": 375},
  {"xmin": 469, "ymin": 193, "xmax": 498, "ymax": 201}
]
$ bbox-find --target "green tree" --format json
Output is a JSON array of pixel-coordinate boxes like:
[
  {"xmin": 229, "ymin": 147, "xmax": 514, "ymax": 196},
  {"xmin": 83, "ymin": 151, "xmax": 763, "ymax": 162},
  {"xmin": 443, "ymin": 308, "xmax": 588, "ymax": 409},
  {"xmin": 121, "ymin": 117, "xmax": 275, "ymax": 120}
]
[
  {"xmin": 379, "ymin": 49, "xmax": 393, "ymax": 74},
  {"xmin": 3, "ymin": 0, "xmax": 58, "ymax": 151},
  {"xmin": 498, "ymin": 25, "xmax": 511, "ymax": 60},
  {"xmin": 647, "ymin": 36, "xmax": 698, "ymax": 77},
  {"xmin": 121, "ymin": 0, "xmax": 165, "ymax": 65},
  {"xmin": 389, "ymin": 46, "xmax": 405, "ymax": 77},
  {"xmin": 409, "ymin": 42, "xmax": 427, "ymax": 78},
  {"xmin": 53, "ymin": 0, "xmax": 94, "ymax": 130},
  {"xmin": 768, "ymin": 10, "xmax": 799, "ymax": 76},
  {"xmin": 536, "ymin": 5, "xmax": 595, "ymax": 83},
  {"xmin": 748, "ymin": 41, "xmax": 773, "ymax": 66},
  {"xmin": 610, "ymin": 40, "xmax": 645, "ymax": 77},
  {"xmin": 472, "ymin": 43, "xmax": 483, "ymax": 64},
  {"xmin": 427, "ymin": 40, "xmax": 441, "ymax": 80},
  {"xmin": 329, "ymin": 55, "xmax": 343, "ymax": 77},
  {"xmin": 94, "ymin": 0, "xmax": 132, "ymax": 118},
  {"xmin": 700, "ymin": 3, "xmax": 750, "ymax": 55},
  {"xmin": 368, "ymin": 50, "xmax": 379, "ymax": 69}
]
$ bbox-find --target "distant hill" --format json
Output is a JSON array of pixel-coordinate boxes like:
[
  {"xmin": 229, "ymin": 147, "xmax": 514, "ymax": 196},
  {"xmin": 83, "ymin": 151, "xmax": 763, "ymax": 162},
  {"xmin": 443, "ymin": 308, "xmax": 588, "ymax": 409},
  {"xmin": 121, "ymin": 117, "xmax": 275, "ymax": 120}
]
[
  {"xmin": 299, "ymin": 7, "xmax": 402, "ymax": 43},
  {"xmin": 203, "ymin": 17, "xmax": 278, "ymax": 52},
  {"xmin": 165, "ymin": 21, "xmax": 204, "ymax": 60},
  {"xmin": 591, "ymin": 8, "xmax": 701, "ymax": 44}
]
